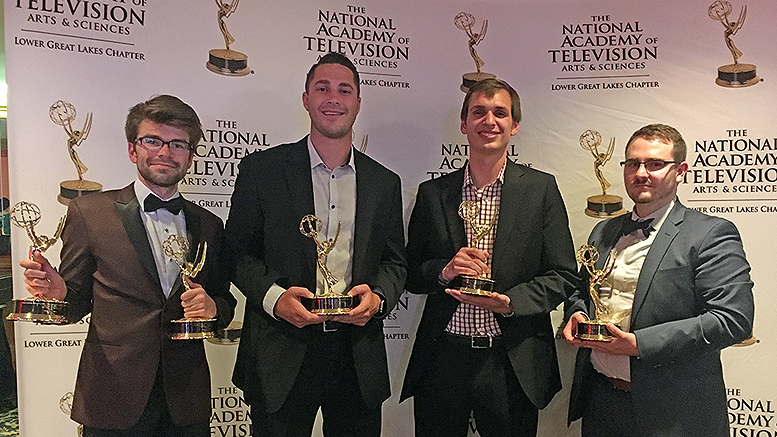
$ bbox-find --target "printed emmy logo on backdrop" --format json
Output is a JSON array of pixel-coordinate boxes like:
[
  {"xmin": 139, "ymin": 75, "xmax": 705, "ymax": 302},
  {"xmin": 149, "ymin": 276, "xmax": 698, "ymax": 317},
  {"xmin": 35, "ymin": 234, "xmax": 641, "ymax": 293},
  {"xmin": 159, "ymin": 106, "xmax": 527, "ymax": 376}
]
[
  {"xmin": 708, "ymin": 1, "xmax": 760, "ymax": 87},
  {"xmin": 50, "ymin": 100, "xmax": 102, "ymax": 205},
  {"xmin": 454, "ymin": 11, "xmax": 496, "ymax": 92},
  {"xmin": 207, "ymin": 0, "xmax": 251, "ymax": 76},
  {"xmin": 580, "ymin": 130, "xmax": 624, "ymax": 218},
  {"xmin": 59, "ymin": 392, "xmax": 83, "ymax": 436}
]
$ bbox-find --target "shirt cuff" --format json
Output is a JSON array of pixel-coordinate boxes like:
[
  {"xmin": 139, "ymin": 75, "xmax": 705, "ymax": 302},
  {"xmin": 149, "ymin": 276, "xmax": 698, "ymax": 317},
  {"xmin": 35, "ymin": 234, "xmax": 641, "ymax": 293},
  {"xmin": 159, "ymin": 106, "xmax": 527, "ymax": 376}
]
[{"xmin": 263, "ymin": 283, "xmax": 287, "ymax": 320}]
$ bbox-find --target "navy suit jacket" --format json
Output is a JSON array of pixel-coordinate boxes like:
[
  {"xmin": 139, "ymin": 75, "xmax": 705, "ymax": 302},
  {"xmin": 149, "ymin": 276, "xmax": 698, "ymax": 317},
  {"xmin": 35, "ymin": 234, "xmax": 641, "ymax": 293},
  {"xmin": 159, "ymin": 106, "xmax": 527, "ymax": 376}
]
[
  {"xmin": 60, "ymin": 183, "xmax": 235, "ymax": 429},
  {"xmin": 400, "ymin": 160, "xmax": 578, "ymax": 409},
  {"xmin": 566, "ymin": 201, "xmax": 754, "ymax": 436},
  {"xmin": 225, "ymin": 138, "xmax": 407, "ymax": 414}
]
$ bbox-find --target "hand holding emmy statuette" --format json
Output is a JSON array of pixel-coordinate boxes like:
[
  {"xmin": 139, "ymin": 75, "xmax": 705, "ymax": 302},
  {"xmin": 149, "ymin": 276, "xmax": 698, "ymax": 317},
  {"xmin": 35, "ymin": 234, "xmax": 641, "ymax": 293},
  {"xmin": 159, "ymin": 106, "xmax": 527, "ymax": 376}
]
[
  {"xmin": 574, "ymin": 245, "xmax": 630, "ymax": 342},
  {"xmin": 452, "ymin": 200, "xmax": 496, "ymax": 296},
  {"xmin": 163, "ymin": 235, "xmax": 217, "ymax": 340},
  {"xmin": 8, "ymin": 201, "xmax": 69, "ymax": 324},
  {"xmin": 298, "ymin": 214, "xmax": 359, "ymax": 315}
]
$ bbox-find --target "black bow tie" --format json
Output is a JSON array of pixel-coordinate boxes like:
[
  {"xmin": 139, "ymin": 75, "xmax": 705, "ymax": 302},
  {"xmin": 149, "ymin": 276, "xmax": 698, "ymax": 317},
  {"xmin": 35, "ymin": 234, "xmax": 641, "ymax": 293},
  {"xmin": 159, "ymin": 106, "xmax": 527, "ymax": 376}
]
[
  {"xmin": 143, "ymin": 195, "xmax": 184, "ymax": 214},
  {"xmin": 621, "ymin": 217, "xmax": 653, "ymax": 237}
]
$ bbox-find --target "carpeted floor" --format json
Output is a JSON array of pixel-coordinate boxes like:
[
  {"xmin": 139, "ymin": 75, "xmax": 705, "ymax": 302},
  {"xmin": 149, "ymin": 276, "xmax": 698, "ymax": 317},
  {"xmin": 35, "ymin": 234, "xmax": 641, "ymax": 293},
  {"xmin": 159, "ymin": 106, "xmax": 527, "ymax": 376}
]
[{"xmin": 0, "ymin": 407, "xmax": 18, "ymax": 436}]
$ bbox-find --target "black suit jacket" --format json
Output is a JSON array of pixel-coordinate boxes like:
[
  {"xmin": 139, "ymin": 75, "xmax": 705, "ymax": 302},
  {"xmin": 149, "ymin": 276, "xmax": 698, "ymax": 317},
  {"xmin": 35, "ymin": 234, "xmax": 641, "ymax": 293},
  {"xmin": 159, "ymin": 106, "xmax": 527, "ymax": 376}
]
[
  {"xmin": 400, "ymin": 161, "xmax": 578, "ymax": 409},
  {"xmin": 59, "ymin": 183, "xmax": 235, "ymax": 429},
  {"xmin": 225, "ymin": 137, "xmax": 407, "ymax": 414},
  {"xmin": 565, "ymin": 201, "xmax": 754, "ymax": 436}
]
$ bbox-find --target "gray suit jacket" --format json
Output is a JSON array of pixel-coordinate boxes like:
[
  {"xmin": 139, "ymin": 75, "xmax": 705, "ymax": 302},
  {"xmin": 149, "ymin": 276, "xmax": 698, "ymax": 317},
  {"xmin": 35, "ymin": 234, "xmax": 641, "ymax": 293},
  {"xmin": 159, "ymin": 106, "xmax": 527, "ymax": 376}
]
[
  {"xmin": 566, "ymin": 201, "xmax": 754, "ymax": 436},
  {"xmin": 400, "ymin": 161, "xmax": 578, "ymax": 409},
  {"xmin": 225, "ymin": 137, "xmax": 407, "ymax": 414}
]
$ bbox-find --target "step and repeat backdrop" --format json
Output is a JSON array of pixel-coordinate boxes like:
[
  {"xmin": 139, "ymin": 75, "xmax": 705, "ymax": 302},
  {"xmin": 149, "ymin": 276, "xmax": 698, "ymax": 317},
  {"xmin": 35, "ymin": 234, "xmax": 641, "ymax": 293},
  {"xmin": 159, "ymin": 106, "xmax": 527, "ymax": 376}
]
[{"xmin": 4, "ymin": 0, "xmax": 776, "ymax": 435}]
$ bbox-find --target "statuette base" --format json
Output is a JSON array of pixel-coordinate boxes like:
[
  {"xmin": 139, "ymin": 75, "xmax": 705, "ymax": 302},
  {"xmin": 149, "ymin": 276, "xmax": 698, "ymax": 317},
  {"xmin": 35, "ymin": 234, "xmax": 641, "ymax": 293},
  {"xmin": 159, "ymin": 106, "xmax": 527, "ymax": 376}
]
[
  {"xmin": 6, "ymin": 297, "xmax": 69, "ymax": 325},
  {"xmin": 461, "ymin": 72, "xmax": 497, "ymax": 92},
  {"xmin": 169, "ymin": 318, "xmax": 217, "ymax": 340},
  {"xmin": 454, "ymin": 274, "xmax": 495, "ymax": 296},
  {"xmin": 585, "ymin": 194, "xmax": 625, "ymax": 218},
  {"xmin": 59, "ymin": 179, "xmax": 102, "ymax": 205},
  {"xmin": 716, "ymin": 63, "xmax": 759, "ymax": 88},
  {"xmin": 301, "ymin": 294, "xmax": 360, "ymax": 315},
  {"xmin": 575, "ymin": 320, "xmax": 615, "ymax": 342},
  {"xmin": 207, "ymin": 49, "xmax": 250, "ymax": 76}
]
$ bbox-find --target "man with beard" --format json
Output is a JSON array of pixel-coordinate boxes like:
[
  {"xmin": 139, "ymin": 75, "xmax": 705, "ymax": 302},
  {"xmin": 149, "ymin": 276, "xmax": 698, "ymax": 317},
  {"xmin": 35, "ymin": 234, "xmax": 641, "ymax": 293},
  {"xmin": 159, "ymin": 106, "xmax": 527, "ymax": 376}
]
[
  {"xmin": 225, "ymin": 52, "xmax": 407, "ymax": 436},
  {"xmin": 563, "ymin": 123, "xmax": 754, "ymax": 436},
  {"xmin": 20, "ymin": 94, "xmax": 236, "ymax": 436}
]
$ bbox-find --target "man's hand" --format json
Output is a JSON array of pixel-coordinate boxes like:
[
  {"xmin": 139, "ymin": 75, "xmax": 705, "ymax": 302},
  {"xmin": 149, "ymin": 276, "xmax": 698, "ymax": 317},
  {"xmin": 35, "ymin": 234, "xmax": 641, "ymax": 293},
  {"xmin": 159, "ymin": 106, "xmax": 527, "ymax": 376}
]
[
  {"xmin": 444, "ymin": 288, "xmax": 513, "ymax": 315},
  {"xmin": 582, "ymin": 323, "xmax": 640, "ymax": 356},
  {"xmin": 563, "ymin": 311, "xmax": 587, "ymax": 347},
  {"xmin": 181, "ymin": 279, "xmax": 218, "ymax": 319},
  {"xmin": 330, "ymin": 284, "xmax": 381, "ymax": 326},
  {"xmin": 19, "ymin": 251, "xmax": 66, "ymax": 301},
  {"xmin": 274, "ymin": 286, "xmax": 323, "ymax": 328},
  {"xmin": 440, "ymin": 247, "xmax": 490, "ymax": 283}
]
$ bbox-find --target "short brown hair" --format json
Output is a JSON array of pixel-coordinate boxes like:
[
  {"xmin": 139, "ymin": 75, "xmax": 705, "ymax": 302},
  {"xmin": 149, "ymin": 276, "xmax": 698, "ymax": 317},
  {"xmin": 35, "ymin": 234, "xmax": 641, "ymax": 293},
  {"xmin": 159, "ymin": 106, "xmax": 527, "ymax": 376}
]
[
  {"xmin": 305, "ymin": 52, "xmax": 360, "ymax": 97},
  {"xmin": 125, "ymin": 95, "xmax": 202, "ymax": 147},
  {"xmin": 625, "ymin": 123, "xmax": 686, "ymax": 162},
  {"xmin": 461, "ymin": 78, "xmax": 521, "ymax": 123}
]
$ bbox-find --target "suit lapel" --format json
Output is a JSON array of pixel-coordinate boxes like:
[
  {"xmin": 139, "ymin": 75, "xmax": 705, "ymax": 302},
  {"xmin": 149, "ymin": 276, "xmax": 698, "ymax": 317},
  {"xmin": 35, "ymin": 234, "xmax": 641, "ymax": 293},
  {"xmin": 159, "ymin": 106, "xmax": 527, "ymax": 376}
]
[
  {"xmin": 441, "ymin": 169, "xmax": 467, "ymax": 250},
  {"xmin": 285, "ymin": 138, "xmax": 317, "ymax": 286},
  {"xmin": 593, "ymin": 215, "xmax": 628, "ymax": 270},
  {"xmin": 352, "ymin": 151, "xmax": 376, "ymax": 281},
  {"xmin": 491, "ymin": 162, "xmax": 526, "ymax": 280},
  {"xmin": 631, "ymin": 202, "xmax": 685, "ymax": 323},
  {"xmin": 114, "ymin": 183, "xmax": 162, "ymax": 292}
]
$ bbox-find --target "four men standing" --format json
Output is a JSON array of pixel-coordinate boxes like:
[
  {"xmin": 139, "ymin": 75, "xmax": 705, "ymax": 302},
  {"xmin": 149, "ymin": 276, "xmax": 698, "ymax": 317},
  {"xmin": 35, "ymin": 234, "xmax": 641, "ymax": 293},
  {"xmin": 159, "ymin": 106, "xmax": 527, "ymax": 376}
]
[{"xmin": 15, "ymin": 54, "xmax": 755, "ymax": 437}]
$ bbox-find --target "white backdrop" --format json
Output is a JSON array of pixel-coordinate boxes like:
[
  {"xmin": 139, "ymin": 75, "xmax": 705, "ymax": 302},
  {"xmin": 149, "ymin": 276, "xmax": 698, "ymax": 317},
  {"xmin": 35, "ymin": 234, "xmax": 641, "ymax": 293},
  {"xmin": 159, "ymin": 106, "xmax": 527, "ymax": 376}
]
[{"xmin": 4, "ymin": 0, "xmax": 776, "ymax": 435}]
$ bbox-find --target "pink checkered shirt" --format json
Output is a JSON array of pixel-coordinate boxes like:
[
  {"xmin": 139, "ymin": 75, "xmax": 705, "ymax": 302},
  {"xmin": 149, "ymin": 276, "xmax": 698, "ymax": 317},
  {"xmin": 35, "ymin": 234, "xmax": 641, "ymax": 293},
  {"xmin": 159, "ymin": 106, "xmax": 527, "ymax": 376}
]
[{"xmin": 444, "ymin": 161, "xmax": 505, "ymax": 337}]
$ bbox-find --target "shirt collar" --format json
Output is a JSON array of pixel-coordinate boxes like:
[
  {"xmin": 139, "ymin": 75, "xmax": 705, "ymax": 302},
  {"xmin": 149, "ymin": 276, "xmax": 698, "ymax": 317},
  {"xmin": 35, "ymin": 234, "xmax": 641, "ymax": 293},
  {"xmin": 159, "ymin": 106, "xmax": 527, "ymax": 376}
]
[
  {"xmin": 630, "ymin": 198, "xmax": 675, "ymax": 233},
  {"xmin": 463, "ymin": 159, "xmax": 506, "ymax": 191},
  {"xmin": 307, "ymin": 136, "xmax": 356, "ymax": 172},
  {"xmin": 133, "ymin": 176, "xmax": 181, "ymax": 204}
]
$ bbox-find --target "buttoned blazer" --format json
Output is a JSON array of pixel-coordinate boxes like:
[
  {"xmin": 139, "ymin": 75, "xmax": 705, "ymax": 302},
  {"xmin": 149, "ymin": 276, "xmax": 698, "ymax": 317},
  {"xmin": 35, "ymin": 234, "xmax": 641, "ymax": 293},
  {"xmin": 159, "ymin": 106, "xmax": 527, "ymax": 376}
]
[
  {"xmin": 565, "ymin": 201, "xmax": 754, "ymax": 436},
  {"xmin": 59, "ymin": 183, "xmax": 235, "ymax": 429},
  {"xmin": 399, "ymin": 160, "xmax": 578, "ymax": 409},
  {"xmin": 225, "ymin": 138, "xmax": 407, "ymax": 414}
]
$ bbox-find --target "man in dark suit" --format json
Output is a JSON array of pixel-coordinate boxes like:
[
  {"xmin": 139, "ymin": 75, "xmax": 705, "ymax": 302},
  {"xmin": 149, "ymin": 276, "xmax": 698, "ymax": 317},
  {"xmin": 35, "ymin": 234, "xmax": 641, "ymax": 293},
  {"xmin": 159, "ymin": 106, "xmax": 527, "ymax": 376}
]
[
  {"xmin": 400, "ymin": 78, "xmax": 578, "ymax": 437},
  {"xmin": 20, "ymin": 95, "xmax": 236, "ymax": 436},
  {"xmin": 224, "ymin": 52, "xmax": 406, "ymax": 436},
  {"xmin": 563, "ymin": 123, "xmax": 754, "ymax": 437}
]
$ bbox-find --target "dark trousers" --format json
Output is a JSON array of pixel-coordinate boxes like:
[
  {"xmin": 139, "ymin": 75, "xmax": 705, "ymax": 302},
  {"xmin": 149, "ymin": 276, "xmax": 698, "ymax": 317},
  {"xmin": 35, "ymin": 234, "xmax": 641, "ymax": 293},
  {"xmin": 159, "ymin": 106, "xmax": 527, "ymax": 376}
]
[
  {"xmin": 252, "ymin": 329, "xmax": 381, "ymax": 437},
  {"xmin": 413, "ymin": 334, "xmax": 538, "ymax": 437},
  {"xmin": 82, "ymin": 368, "xmax": 209, "ymax": 437},
  {"xmin": 581, "ymin": 371, "xmax": 636, "ymax": 437}
]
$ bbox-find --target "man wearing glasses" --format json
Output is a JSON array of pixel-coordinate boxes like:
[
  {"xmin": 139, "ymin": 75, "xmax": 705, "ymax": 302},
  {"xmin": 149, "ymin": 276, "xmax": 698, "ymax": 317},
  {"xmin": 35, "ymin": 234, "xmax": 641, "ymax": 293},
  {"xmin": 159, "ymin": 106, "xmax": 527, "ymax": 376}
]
[
  {"xmin": 563, "ymin": 123, "xmax": 754, "ymax": 437},
  {"xmin": 20, "ymin": 95, "xmax": 236, "ymax": 436}
]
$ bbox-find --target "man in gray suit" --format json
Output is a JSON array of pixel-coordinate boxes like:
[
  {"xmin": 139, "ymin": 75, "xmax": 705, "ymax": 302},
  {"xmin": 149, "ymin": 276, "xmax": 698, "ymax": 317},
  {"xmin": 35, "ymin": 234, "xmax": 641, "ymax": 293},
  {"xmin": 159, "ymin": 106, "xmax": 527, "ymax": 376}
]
[{"xmin": 563, "ymin": 123, "xmax": 754, "ymax": 437}]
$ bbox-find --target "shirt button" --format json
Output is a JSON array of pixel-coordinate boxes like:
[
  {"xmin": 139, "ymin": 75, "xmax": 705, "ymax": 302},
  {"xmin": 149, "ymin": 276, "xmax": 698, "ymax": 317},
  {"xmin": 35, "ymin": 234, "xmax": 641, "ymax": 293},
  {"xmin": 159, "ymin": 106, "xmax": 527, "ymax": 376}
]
[{"xmin": 331, "ymin": 205, "xmax": 335, "ymax": 209}]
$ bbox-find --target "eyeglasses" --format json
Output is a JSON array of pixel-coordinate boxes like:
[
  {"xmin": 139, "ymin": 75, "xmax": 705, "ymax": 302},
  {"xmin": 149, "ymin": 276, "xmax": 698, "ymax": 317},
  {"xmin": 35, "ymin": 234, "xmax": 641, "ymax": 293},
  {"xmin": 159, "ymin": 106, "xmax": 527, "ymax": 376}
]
[
  {"xmin": 620, "ymin": 159, "xmax": 678, "ymax": 172},
  {"xmin": 135, "ymin": 136, "xmax": 192, "ymax": 154}
]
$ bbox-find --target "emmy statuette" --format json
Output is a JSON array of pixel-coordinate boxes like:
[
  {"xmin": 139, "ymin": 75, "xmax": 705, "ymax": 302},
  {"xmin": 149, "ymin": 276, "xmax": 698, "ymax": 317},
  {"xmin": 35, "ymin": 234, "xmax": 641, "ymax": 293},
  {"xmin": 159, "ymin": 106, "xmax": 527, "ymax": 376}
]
[
  {"xmin": 50, "ymin": 100, "xmax": 102, "ymax": 205},
  {"xmin": 299, "ymin": 214, "xmax": 359, "ymax": 315},
  {"xmin": 708, "ymin": 1, "xmax": 759, "ymax": 87},
  {"xmin": 6, "ymin": 201, "xmax": 69, "ymax": 324},
  {"xmin": 206, "ymin": 0, "xmax": 250, "ymax": 76},
  {"xmin": 580, "ymin": 130, "xmax": 624, "ymax": 218},
  {"xmin": 454, "ymin": 12, "xmax": 496, "ymax": 92},
  {"xmin": 574, "ymin": 245, "xmax": 630, "ymax": 342},
  {"xmin": 163, "ymin": 235, "xmax": 217, "ymax": 340},
  {"xmin": 452, "ymin": 200, "xmax": 497, "ymax": 296}
]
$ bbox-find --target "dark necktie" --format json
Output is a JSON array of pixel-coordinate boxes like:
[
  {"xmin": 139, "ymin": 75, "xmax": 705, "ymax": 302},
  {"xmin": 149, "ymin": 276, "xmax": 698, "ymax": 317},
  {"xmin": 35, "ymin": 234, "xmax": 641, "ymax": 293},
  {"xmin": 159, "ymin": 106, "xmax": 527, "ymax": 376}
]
[
  {"xmin": 621, "ymin": 217, "xmax": 653, "ymax": 237},
  {"xmin": 143, "ymin": 194, "xmax": 184, "ymax": 215}
]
